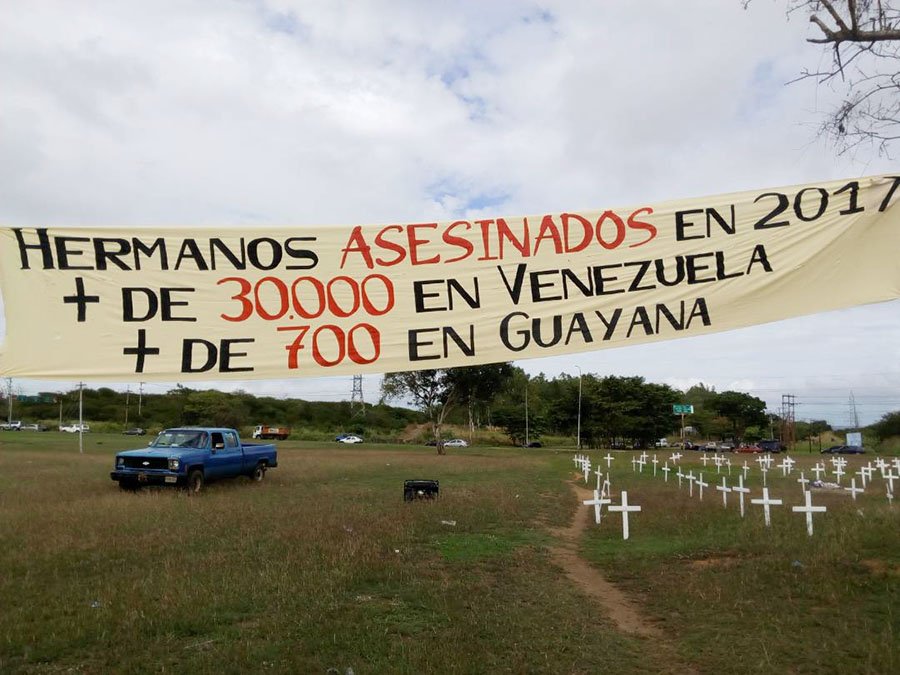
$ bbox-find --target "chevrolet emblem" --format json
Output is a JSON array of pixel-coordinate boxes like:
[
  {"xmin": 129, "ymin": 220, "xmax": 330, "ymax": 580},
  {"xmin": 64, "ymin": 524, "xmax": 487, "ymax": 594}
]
[{"xmin": 142, "ymin": 461, "xmax": 150, "ymax": 466}]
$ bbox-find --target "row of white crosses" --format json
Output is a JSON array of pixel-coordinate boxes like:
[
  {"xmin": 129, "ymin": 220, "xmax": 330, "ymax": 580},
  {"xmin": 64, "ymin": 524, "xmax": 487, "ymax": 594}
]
[{"xmin": 581, "ymin": 472, "xmax": 642, "ymax": 540}]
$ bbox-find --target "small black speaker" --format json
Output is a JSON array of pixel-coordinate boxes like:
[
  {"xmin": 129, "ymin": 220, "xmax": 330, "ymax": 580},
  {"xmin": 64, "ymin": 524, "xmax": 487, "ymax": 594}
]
[{"xmin": 404, "ymin": 479, "xmax": 439, "ymax": 501}]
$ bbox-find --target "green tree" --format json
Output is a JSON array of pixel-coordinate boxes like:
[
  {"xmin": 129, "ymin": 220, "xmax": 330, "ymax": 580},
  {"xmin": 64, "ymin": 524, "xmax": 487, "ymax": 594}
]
[
  {"xmin": 710, "ymin": 391, "xmax": 768, "ymax": 441},
  {"xmin": 381, "ymin": 370, "xmax": 457, "ymax": 454},
  {"xmin": 872, "ymin": 410, "xmax": 900, "ymax": 440}
]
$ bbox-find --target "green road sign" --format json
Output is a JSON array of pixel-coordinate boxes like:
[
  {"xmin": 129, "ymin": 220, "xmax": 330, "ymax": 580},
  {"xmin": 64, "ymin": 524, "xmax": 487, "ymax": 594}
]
[{"xmin": 673, "ymin": 404, "xmax": 694, "ymax": 414}]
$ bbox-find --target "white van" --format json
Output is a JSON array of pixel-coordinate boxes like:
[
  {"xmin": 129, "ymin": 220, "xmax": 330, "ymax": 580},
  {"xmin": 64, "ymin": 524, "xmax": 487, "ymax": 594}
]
[{"xmin": 655, "ymin": 438, "xmax": 669, "ymax": 448}]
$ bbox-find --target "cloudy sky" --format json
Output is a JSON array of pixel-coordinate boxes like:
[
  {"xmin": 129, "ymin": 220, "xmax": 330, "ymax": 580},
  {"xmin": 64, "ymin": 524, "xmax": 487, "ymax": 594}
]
[{"xmin": 1, "ymin": 0, "xmax": 898, "ymax": 424}]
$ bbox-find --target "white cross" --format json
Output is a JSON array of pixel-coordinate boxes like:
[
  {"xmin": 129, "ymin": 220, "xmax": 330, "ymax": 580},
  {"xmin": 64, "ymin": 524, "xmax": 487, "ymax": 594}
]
[
  {"xmin": 792, "ymin": 490, "xmax": 826, "ymax": 537},
  {"xmin": 640, "ymin": 451, "xmax": 649, "ymax": 462},
  {"xmin": 812, "ymin": 463, "xmax": 826, "ymax": 481},
  {"xmin": 761, "ymin": 453, "xmax": 774, "ymax": 469},
  {"xmin": 751, "ymin": 487, "xmax": 783, "ymax": 527},
  {"xmin": 631, "ymin": 457, "xmax": 638, "ymax": 473},
  {"xmin": 784, "ymin": 456, "xmax": 796, "ymax": 473},
  {"xmin": 760, "ymin": 465, "xmax": 768, "ymax": 486},
  {"xmin": 887, "ymin": 486, "xmax": 894, "ymax": 507},
  {"xmin": 696, "ymin": 473, "xmax": 708, "ymax": 501},
  {"xmin": 716, "ymin": 477, "xmax": 731, "ymax": 508},
  {"xmin": 603, "ymin": 453, "xmax": 614, "ymax": 468},
  {"xmin": 845, "ymin": 478, "xmax": 864, "ymax": 500},
  {"xmin": 833, "ymin": 465, "xmax": 844, "ymax": 484},
  {"xmin": 884, "ymin": 471, "xmax": 897, "ymax": 493},
  {"xmin": 607, "ymin": 490, "xmax": 642, "ymax": 540},
  {"xmin": 726, "ymin": 458, "xmax": 732, "ymax": 476},
  {"xmin": 670, "ymin": 452, "xmax": 681, "ymax": 464},
  {"xmin": 778, "ymin": 458, "xmax": 793, "ymax": 476},
  {"xmin": 835, "ymin": 456, "xmax": 848, "ymax": 470},
  {"xmin": 595, "ymin": 467, "xmax": 604, "ymax": 491},
  {"xmin": 830, "ymin": 456, "xmax": 841, "ymax": 467},
  {"xmin": 893, "ymin": 458, "xmax": 900, "ymax": 472},
  {"xmin": 756, "ymin": 455, "xmax": 767, "ymax": 470},
  {"xmin": 583, "ymin": 460, "xmax": 591, "ymax": 483},
  {"xmin": 677, "ymin": 470, "xmax": 684, "ymax": 488},
  {"xmin": 583, "ymin": 489, "xmax": 612, "ymax": 525},
  {"xmin": 742, "ymin": 461, "xmax": 750, "ymax": 479},
  {"xmin": 661, "ymin": 463, "xmax": 671, "ymax": 482},
  {"xmin": 601, "ymin": 478, "xmax": 612, "ymax": 498},
  {"xmin": 573, "ymin": 454, "xmax": 581, "ymax": 467},
  {"xmin": 651, "ymin": 455, "xmax": 659, "ymax": 476},
  {"xmin": 855, "ymin": 468, "xmax": 867, "ymax": 488},
  {"xmin": 687, "ymin": 471, "xmax": 696, "ymax": 497},
  {"xmin": 637, "ymin": 457, "xmax": 647, "ymax": 473},
  {"xmin": 733, "ymin": 475, "xmax": 750, "ymax": 518},
  {"xmin": 701, "ymin": 454, "xmax": 710, "ymax": 467},
  {"xmin": 796, "ymin": 471, "xmax": 809, "ymax": 491},
  {"xmin": 715, "ymin": 456, "xmax": 723, "ymax": 474},
  {"xmin": 861, "ymin": 466, "xmax": 875, "ymax": 483}
]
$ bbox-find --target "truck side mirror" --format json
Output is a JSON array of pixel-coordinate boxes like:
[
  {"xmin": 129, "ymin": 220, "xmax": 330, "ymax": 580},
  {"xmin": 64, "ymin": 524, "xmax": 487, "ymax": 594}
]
[{"xmin": 215, "ymin": 442, "xmax": 225, "ymax": 449}]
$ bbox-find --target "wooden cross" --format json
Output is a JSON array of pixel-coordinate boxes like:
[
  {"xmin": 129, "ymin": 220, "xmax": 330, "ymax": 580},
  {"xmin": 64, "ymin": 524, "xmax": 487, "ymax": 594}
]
[
  {"xmin": 741, "ymin": 461, "xmax": 750, "ymax": 479},
  {"xmin": 856, "ymin": 468, "xmax": 867, "ymax": 488},
  {"xmin": 603, "ymin": 453, "xmax": 614, "ymax": 468},
  {"xmin": 792, "ymin": 490, "xmax": 826, "ymax": 537},
  {"xmin": 833, "ymin": 465, "xmax": 844, "ymax": 484},
  {"xmin": 701, "ymin": 454, "xmax": 711, "ymax": 467},
  {"xmin": 812, "ymin": 463, "xmax": 826, "ymax": 480},
  {"xmin": 732, "ymin": 475, "xmax": 750, "ymax": 518},
  {"xmin": 662, "ymin": 463, "xmax": 671, "ymax": 482},
  {"xmin": 687, "ymin": 471, "xmax": 696, "ymax": 497},
  {"xmin": 796, "ymin": 472, "xmax": 809, "ymax": 491},
  {"xmin": 778, "ymin": 458, "xmax": 792, "ymax": 477},
  {"xmin": 750, "ymin": 487, "xmax": 783, "ymax": 527},
  {"xmin": 651, "ymin": 455, "xmax": 659, "ymax": 476},
  {"xmin": 607, "ymin": 490, "xmax": 641, "ymax": 540},
  {"xmin": 636, "ymin": 456, "xmax": 647, "ymax": 473},
  {"xmin": 696, "ymin": 473, "xmax": 709, "ymax": 501},
  {"xmin": 583, "ymin": 489, "xmax": 611, "ymax": 525},
  {"xmin": 845, "ymin": 478, "xmax": 863, "ymax": 501},
  {"xmin": 716, "ymin": 477, "xmax": 731, "ymax": 508}
]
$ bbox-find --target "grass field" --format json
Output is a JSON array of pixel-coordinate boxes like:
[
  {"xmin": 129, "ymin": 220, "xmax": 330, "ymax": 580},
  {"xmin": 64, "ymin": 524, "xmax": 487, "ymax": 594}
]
[{"xmin": 0, "ymin": 433, "xmax": 897, "ymax": 674}]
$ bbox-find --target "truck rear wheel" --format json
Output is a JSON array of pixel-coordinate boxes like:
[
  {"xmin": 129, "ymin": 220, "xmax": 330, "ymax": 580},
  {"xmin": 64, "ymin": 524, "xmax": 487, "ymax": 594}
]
[
  {"xmin": 251, "ymin": 463, "xmax": 266, "ymax": 482},
  {"xmin": 186, "ymin": 469, "xmax": 204, "ymax": 494}
]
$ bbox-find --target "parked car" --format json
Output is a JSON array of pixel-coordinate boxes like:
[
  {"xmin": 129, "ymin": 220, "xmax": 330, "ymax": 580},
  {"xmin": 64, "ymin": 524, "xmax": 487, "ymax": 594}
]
[
  {"xmin": 821, "ymin": 445, "xmax": 866, "ymax": 454},
  {"xmin": 737, "ymin": 444, "xmax": 762, "ymax": 453},
  {"xmin": 123, "ymin": 427, "xmax": 146, "ymax": 436},
  {"xmin": 60, "ymin": 423, "xmax": 90, "ymax": 433},
  {"xmin": 718, "ymin": 442, "xmax": 735, "ymax": 452},
  {"xmin": 21, "ymin": 423, "xmax": 48, "ymax": 432},
  {"xmin": 655, "ymin": 438, "xmax": 669, "ymax": 448},
  {"xmin": 704, "ymin": 441, "xmax": 718, "ymax": 451},
  {"xmin": 110, "ymin": 426, "xmax": 278, "ymax": 492},
  {"xmin": 524, "ymin": 441, "xmax": 542, "ymax": 448},
  {"xmin": 758, "ymin": 439, "xmax": 785, "ymax": 454},
  {"xmin": 337, "ymin": 434, "xmax": 363, "ymax": 444},
  {"xmin": 444, "ymin": 438, "xmax": 469, "ymax": 448},
  {"xmin": 0, "ymin": 420, "xmax": 22, "ymax": 431}
]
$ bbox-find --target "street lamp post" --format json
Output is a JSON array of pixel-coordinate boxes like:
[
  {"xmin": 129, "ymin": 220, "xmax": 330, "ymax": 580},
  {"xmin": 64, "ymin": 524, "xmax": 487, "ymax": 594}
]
[{"xmin": 576, "ymin": 366, "xmax": 582, "ymax": 451}]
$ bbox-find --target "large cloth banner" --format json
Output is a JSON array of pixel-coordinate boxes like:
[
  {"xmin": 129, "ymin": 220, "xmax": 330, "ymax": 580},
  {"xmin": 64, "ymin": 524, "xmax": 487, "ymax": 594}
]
[{"xmin": 1, "ymin": 175, "xmax": 899, "ymax": 381}]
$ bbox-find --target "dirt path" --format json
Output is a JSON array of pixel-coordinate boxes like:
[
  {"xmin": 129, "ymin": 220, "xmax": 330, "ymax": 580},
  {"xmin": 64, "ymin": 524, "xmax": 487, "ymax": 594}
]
[{"xmin": 548, "ymin": 481, "xmax": 698, "ymax": 672}]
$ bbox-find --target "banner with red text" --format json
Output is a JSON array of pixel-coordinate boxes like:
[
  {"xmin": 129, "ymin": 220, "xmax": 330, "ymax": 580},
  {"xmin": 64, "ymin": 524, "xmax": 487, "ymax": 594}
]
[{"xmin": 1, "ymin": 174, "xmax": 899, "ymax": 380}]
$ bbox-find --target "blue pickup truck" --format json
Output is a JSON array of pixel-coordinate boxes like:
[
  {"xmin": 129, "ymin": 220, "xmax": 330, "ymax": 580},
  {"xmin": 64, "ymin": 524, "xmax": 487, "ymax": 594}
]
[{"xmin": 110, "ymin": 427, "xmax": 278, "ymax": 492}]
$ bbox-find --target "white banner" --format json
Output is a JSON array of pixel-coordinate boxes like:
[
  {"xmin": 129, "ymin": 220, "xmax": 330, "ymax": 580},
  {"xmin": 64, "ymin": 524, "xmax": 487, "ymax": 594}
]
[{"xmin": 1, "ymin": 174, "xmax": 898, "ymax": 380}]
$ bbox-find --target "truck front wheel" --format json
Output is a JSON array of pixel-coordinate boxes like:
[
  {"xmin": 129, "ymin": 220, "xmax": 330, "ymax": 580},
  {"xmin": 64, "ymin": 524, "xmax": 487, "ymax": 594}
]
[
  {"xmin": 186, "ymin": 469, "xmax": 204, "ymax": 494},
  {"xmin": 251, "ymin": 463, "xmax": 266, "ymax": 482}
]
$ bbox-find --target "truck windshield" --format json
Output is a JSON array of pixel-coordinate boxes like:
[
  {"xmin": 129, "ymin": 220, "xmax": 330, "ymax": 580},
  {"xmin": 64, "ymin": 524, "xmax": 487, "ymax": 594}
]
[{"xmin": 151, "ymin": 431, "xmax": 207, "ymax": 448}]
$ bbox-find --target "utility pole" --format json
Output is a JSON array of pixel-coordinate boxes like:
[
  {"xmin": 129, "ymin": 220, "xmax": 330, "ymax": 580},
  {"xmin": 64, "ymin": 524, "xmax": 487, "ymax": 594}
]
[
  {"xmin": 350, "ymin": 374, "xmax": 365, "ymax": 417},
  {"xmin": 5, "ymin": 377, "xmax": 12, "ymax": 426},
  {"xmin": 575, "ymin": 366, "xmax": 582, "ymax": 451},
  {"xmin": 780, "ymin": 394, "xmax": 796, "ymax": 450},
  {"xmin": 124, "ymin": 386, "xmax": 130, "ymax": 427},
  {"xmin": 848, "ymin": 391, "xmax": 860, "ymax": 429},
  {"xmin": 138, "ymin": 382, "xmax": 145, "ymax": 418},
  {"xmin": 78, "ymin": 382, "xmax": 84, "ymax": 455}
]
